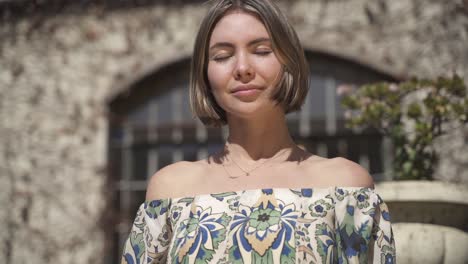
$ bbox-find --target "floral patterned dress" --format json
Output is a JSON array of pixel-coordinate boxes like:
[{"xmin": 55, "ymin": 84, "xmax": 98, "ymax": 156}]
[{"xmin": 121, "ymin": 187, "xmax": 395, "ymax": 264}]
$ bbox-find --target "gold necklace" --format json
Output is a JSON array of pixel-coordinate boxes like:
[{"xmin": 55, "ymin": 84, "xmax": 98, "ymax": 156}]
[{"xmin": 221, "ymin": 143, "xmax": 292, "ymax": 179}]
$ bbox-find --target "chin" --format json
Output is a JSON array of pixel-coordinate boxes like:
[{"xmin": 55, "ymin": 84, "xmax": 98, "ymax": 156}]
[{"xmin": 226, "ymin": 105, "xmax": 276, "ymax": 121}]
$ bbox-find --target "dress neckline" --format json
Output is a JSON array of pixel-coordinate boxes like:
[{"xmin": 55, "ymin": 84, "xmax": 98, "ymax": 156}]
[{"xmin": 144, "ymin": 186, "xmax": 375, "ymax": 203}]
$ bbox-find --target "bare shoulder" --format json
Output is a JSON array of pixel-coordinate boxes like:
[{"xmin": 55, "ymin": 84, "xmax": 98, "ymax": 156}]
[
  {"xmin": 304, "ymin": 156, "xmax": 374, "ymax": 188},
  {"xmin": 325, "ymin": 157, "xmax": 374, "ymax": 188},
  {"xmin": 146, "ymin": 160, "xmax": 206, "ymax": 201}
]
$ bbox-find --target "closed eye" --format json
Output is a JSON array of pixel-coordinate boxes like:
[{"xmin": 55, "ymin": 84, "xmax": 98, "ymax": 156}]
[
  {"xmin": 212, "ymin": 55, "xmax": 231, "ymax": 62},
  {"xmin": 211, "ymin": 50, "xmax": 272, "ymax": 62},
  {"xmin": 255, "ymin": 50, "xmax": 272, "ymax": 56}
]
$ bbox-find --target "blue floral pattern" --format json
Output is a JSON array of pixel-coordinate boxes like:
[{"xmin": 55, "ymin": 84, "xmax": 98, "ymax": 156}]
[{"xmin": 121, "ymin": 187, "xmax": 395, "ymax": 264}]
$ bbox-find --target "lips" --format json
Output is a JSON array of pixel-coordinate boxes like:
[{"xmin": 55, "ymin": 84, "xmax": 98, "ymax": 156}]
[
  {"xmin": 230, "ymin": 84, "xmax": 263, "ymax": 93},
  {"xmin": 230, "ymin": 84, "xmax": 264, "ymax": 101}
]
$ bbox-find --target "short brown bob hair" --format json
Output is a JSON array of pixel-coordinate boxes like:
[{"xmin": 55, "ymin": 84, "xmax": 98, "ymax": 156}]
[{"xmin": 190, "ymin": 0, "xmax": 309, "ymax": 127}]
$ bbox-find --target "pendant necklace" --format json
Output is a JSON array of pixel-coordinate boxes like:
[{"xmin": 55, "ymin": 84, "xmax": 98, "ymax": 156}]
[{"xmin": 221, "ymin": 142, "xmax": 292, "ymax": 179}]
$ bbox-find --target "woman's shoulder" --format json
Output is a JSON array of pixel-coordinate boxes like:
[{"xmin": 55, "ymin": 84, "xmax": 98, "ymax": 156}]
[
  {"xmin": 146, "ymin": 160, "xmax": 207, "ymax": 201},
  {"xmin": 303, "ymin": 156, "xmax": 374, "ymax": 188}
]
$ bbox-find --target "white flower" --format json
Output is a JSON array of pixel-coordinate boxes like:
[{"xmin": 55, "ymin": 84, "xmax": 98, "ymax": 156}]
[
  {"xmin": 336, "ymin": 84, "xmax": 354, "ymax": 96},
  {"xmin": 389, "ymin": 84, "xmax": 399, "ymax": 92}
]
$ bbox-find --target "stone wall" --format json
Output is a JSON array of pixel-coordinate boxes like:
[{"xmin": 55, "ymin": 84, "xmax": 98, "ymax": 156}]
[
  {"xmin": 0, "ymin": 4, "xmax": 207, "ymax": 263},
  {"xmin": 1, "ymin": 1, "xmax": 467, "ymax": 263}
]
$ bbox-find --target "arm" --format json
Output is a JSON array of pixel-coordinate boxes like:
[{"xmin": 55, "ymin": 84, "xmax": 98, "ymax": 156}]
[
  {"xmin": 121, "ymin": 198, "xmax": 171, "ymax": 264},
  {"xmin": 122, "ymin": 161, "xmax": 197, "ymax": 264},
  {"xmin": 333, "ymin": 187, "xmax": 395, "ymax": 264}
]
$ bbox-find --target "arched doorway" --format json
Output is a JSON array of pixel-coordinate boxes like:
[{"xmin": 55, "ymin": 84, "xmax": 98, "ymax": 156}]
[{"xmin": 106, "ymin": 52, "xmax": 398, "ymax": 262}]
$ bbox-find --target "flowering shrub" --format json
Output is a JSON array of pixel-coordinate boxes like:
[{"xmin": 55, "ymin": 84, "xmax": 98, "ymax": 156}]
[{"xmin": 339, "ymin": 74, "xmax": 468, "ymax": 180}]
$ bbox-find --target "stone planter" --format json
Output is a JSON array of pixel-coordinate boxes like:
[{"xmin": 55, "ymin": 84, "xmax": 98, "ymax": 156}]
[{"xmin": 375, "ymin": 181, "xmax": 468, "ymax": 264}]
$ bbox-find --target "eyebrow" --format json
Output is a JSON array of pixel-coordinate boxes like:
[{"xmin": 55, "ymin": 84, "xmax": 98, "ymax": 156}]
[{"xmin": 209, "ymin": 37, "xmax": 271, "ymax": 51}]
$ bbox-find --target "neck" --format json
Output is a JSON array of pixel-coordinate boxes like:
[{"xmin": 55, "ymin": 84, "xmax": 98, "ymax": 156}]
[{"xmin": 224, "ymin": 108, "xmax": 299, "ymax": 163}]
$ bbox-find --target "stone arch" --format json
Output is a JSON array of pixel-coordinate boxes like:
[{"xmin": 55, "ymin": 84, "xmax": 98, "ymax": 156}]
[
  {"xmin": 106, "ymin": 47, "xmax": 402, "ymax": 116},
  {"xmin": 302, "ymin": 44, "xmax": 406, "ymax": 81},
  {"xmin": 108, "ymin": 55, "xmax": 192, "ymax": 117}
]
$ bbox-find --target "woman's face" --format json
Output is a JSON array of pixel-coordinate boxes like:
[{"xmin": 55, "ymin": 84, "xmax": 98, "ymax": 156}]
[{"xmin": 207, "ymin": 10, "xmax": 283, "ymax": 120}]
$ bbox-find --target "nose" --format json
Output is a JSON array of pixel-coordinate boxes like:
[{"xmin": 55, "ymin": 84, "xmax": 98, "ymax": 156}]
[{"xmin": 233, "ymin": 53, "xmax": 255, "ymax": 83}]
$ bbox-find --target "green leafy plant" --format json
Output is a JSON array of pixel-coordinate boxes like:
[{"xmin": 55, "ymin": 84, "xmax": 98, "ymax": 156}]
[{"xmin": 339, "ymin": 74, "xmax": 468, "ymax": 180}]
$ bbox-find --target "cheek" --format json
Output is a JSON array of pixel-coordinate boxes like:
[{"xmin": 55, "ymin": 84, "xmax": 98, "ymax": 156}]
[
  {"xmin": 207, "ymin": 63, "xmax": 228, "ymax": 91},
  {"xmin": 268, "ymin": 58, "xmax": 283, "ymax": 81},
  {"xmin": 206, "ymin": 64, "xmax": 217, "ymax": 89},
  {"xmin": 255, "ymin": 56, "xmax": 282, "ymax": 84},
  {"xmin": 207, "ymin": 63, "xmax": 228, "ymax": 105}
]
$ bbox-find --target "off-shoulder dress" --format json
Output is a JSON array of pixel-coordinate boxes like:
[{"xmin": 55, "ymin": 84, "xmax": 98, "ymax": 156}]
[{"xmin": 121, "ymin": 187, "xmax": 395, "ymax": 264}]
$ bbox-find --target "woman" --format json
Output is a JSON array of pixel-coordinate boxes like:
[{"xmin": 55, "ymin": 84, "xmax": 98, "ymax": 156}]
[{"xmin": 122, "ymin": 0, "xmax": 395, "ymax": 263}]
